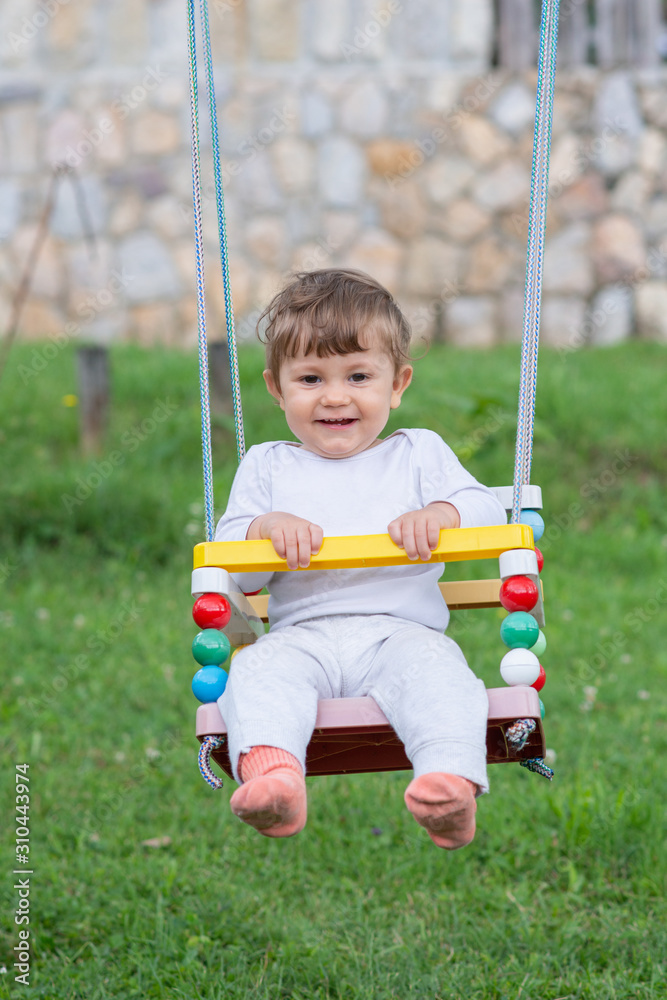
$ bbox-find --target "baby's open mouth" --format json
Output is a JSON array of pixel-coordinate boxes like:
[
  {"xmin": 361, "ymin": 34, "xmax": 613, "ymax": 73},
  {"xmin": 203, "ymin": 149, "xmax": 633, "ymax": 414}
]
[{"xmin": 317, "ymin": 418, "xmax": 356, "ymax": 425}]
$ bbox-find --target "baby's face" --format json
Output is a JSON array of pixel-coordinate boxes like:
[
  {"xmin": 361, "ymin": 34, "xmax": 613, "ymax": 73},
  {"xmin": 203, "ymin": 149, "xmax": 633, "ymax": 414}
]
[{"xmin": 263, "ymin": 338, "xmax": 412, "ymax": 459}]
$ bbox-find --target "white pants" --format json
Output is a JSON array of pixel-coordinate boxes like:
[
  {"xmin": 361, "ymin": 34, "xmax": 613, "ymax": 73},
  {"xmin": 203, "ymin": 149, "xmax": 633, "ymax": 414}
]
[{"xmin": 218, "ymin": 615, "xmax": 489, "ymax": 793}]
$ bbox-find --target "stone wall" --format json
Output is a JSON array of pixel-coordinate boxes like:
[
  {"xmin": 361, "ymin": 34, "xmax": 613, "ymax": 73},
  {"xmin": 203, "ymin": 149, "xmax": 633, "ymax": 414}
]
[{"xmin": 1, "ymin": 0, "xmax": 667, "ymax": 350}]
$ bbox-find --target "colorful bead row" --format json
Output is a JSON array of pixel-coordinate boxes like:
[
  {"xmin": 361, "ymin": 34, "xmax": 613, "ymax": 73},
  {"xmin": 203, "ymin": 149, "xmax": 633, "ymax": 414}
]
[
  {"xmin": 499, "ymin": 509, "xmax": 547, "ymax": 720},
  {"xmin": 191, "ymin": 592, "xmax": 232, "ymax": 703}
]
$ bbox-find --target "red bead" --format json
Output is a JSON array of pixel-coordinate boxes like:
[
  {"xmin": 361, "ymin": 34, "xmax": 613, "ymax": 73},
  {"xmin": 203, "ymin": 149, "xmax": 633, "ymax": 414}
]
[
  {"xmin": 499, "ymin": 575, "xmax": 539, "ymax": 613},
  {"xmin": 192, "ymin": 593, "xmax": 232, "ymax": 630},
  {"xmin": 531, "ymin": 663, "xmax": 546, "ymax": 692},
  {"xmin": 535, "ymin": 547, "xmax": 544, "ymax": 573}
]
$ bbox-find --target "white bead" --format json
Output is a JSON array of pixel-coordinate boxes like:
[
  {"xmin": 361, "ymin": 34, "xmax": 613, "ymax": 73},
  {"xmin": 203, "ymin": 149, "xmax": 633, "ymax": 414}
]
[
  {"xmin": 191, "ymin": 567, "xmax": 230, "ymax": 597},
  {"xmin": 499, "ymin": 548, "xmax": 539, "ymax": 579},
  {"xmin": 500, "ymin": 648, "xmax": 541, "ymax": 686},
  {"xmin": 492, "ymin": 485, "xmax": 543, "ymax": 512}
]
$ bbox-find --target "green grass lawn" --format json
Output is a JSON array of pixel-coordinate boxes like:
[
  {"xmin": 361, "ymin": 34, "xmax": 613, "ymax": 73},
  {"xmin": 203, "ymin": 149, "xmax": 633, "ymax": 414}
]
[{"xmin": 0, "ymin": 341, "xmax": 665, "ymax": 999}]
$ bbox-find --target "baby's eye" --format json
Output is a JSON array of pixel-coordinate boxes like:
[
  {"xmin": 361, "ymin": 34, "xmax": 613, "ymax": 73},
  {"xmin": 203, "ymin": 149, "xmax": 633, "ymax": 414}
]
[
  {"xmin": 300, "ymin": 375, "xmax": 320, "ymax": 384},
  {"xmin": 349, "ymin": 373, "xmax": 369, "ymax": 383}
]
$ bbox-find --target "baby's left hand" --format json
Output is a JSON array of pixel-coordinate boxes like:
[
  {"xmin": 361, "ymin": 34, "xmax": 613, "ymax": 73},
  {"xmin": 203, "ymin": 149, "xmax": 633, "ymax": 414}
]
[{"xmin": 387, "ymin": 502, "xmax": 461, "ymax": 561}]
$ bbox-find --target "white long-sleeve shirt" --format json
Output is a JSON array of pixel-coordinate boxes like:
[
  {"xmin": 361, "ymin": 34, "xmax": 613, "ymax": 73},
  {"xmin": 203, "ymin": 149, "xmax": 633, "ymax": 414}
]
[{"xmin": 215, "ymin": 428, "xmax": 507, "ymax": 631}]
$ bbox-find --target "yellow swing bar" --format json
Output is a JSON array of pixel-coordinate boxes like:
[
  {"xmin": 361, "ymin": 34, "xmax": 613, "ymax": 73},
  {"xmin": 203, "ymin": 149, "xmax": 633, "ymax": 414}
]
[{"xmin": 194, "ymin": 523, "xmax": 535, "ymax": 574}]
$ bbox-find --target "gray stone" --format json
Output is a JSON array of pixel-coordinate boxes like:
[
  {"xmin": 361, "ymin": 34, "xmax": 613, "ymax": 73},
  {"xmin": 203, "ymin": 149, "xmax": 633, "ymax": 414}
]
[
  {"xmin": 499, "ymin": 286, "xmax": 525, "ymax": 342},
  {"xmin": 234, "ymin": 151, "xmax": 284, "ymax": 211},
  {"xmin": 310, "ymin": 0, "xmax": 349, "ymax": 61},
  {"xmin": 473, "ymin": 159, "xmax": 530, "ymax": 211},
  {"xmin": 245, "ymin": 215, "xmax": 288, "ymax": 268},
  {"xmin": 0, "ymin": 180, "xmax": 20, "ymax": 243},
  {"xmin": 343, "ymin": 228, "xmax": 402, "ymax": 294},
  {"xmin": 610, "ymin": 171, "xmax": 651, "ymax": 215},
  {"xmin": 588, "ymin": 285, "xmax": 633, "ymax": 346},
  {"xmin": 448, "ymin": 0, "xmax": 493, "ymax": 70},
  {"xmin": 13, "ymin": 228, "xmax": 64, "ymax": 298},
  {"xmin": 636, "ymin": 281, "xmax": 667, "ymax": 341},
  {"xmin": 539, "ymin": 296, "xmax": 587, "ymax": 349},
  {"xmin": 638, "ymin": 127, "xmax": 666, "ymax": 175},
  {"xmin": 0, "ymin": 83, "xmax": 42, "ymax": 103},
  {"xmin": 340, "ymin": 78, "xmax": 388, "ymax": 137},
  {"xmin": 404, "ymin": 236, "xmax": 462, "ymax": 298},
  {"xmin": 272, "ymin": 137, "xmax": 314, "ymax": 195},
  {"xmin": 374, "ymin": 178, "xmax": 427, "ymax": 240},
  {"xmin": 343, "ymin": 0, "xmax": 395, "ymax": 63},
  {"xmin": 543, "ymin": 223, "xmax": 594, "ymax": 295},
  {"xmin": 118, "ymin": 231, "xmax": 181, "ymax": 303},
  {"xmin": 250, "ymin": 0, "xmax": 301, "ymax": 61},
  {"xmin": 593, "ymin": 73, "xmax": 643, "ymax": 176},
  {"xmin": 445, "ymin": 296, "xmax": 496, "ymax": 347},
  {"xmin": 51, "ymin": 175, "xmax": 107, "ymax": 240},
  {"xmin": 437, "ymin": 198, "xmax": 491, "ymax": 243},
  {"xmin": 425, "ymin": 73, "xmax": 462, "ymax": 113},
  {"xmin": 592, "ymin": 214, "xmax": 646, "ymax": 284},
  {"xmin": 424, "ymin": 155, "xmax": 476, "ymax": 206},
  {"xmin": 301, "ymin": 90, "xmax": 333, "ymax": 137},
  {"xmin": 466, "ymin": 235, "xmax": 520, "ymax": 293},
  {"xmin": 645, "ymin": 196, "xmax": 667, "ymax": 242},
  {"xmin": 318, "ymin": 136, "xmax": 365, "ymax": 207},
  {"xmin": 594, "ymin": 72, "xmax": 642, "ymax": 140},
  {"xmin": 489, "ymin": 82, "xmax": 536, "ymax": 136},
  {"xmin": 1, "ymin": 106, "xmax": 39, "ymax": 172},
  {"xmin": 458, "ymin": 115, "xmax": 511, "ymax": 167}
]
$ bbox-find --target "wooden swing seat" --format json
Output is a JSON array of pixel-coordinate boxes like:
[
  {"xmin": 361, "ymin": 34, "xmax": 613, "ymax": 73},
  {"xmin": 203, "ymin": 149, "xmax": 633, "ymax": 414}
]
[
  {"xmin": 194, "ymin": 524, "xmax": 546, "ymax": 779},
  {"xmin": 197, "ymin": 686, "xmax": 545, "ymax": 777}
]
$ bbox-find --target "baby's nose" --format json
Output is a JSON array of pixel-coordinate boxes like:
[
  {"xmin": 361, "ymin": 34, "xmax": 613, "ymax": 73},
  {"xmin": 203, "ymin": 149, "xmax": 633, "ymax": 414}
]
[{"xmin": 322, "ymin": 383, "xmax": 351, "ymax": 404}]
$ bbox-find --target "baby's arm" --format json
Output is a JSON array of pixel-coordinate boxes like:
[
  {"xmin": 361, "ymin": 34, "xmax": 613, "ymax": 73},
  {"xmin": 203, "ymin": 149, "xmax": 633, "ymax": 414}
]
[
  {"xmin": 247, "ymin": 512, "xmax": 323, "ymax": 571},
  {"xmin": 388, "ymin": 502, "xmax": 461, "ymax": 562}
]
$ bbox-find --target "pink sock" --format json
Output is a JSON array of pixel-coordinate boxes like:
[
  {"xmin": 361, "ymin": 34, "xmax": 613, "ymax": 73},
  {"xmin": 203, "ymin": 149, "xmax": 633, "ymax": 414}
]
[
  {"xmin": 404, "ymin": 773, "xmax": 477, "ymax": 850},
  {"xmin": 229, "ymin": 745, "xmax": 307, "ymax": 838}
]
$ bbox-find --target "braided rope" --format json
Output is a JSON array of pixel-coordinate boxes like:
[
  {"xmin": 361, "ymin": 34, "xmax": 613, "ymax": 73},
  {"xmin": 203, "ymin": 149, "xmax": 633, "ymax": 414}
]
[
  {"xmin": 198, "ymin": 0, "xmax": 246, "ymax": 463},
  {"xmin": 520, "ymin": 757, "xmax": 554, "ymax": 780},
  {"xmin": 198, "ymin": 735, "xmax": 225, "ymax": 789},
  {"xmin": 505, "ymin": 718, "xmax": 536, "ymax": 752},
  {"xmin": 187, "ymin": 0, "xmax": 216, "ymax": 541},
  {"xmin": 511, "ymin": 0, "xmax": 560, "ymax": 525}
]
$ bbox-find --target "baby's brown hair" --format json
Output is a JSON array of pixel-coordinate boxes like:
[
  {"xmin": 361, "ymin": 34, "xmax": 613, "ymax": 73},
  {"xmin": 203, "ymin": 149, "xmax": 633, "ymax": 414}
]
[{"xmin": 258, "ymin": 269, "xmax": 412, "ymax": 389}]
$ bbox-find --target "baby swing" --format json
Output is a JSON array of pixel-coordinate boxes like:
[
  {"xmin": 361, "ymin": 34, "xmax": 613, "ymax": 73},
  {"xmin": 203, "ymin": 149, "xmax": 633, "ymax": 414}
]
[{"xmin": 185, "ymin": 0, "xmax": 560, "ymax": 788}]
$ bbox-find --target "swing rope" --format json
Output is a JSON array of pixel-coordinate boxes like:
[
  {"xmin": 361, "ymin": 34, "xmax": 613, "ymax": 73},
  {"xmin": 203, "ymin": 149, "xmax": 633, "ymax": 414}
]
[
  {"xmin": 186, "ymin": 0, "xmax": 245, "ymax": 543},
  {"xmin": 511, "ymin": 0, "xmax": 560, "ymax": 526}
]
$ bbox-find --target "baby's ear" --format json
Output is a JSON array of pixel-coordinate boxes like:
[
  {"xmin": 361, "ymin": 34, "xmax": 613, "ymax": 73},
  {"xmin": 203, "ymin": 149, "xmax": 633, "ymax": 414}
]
[
  {"xmin": 390, "ymin": 365, "xmax": 413, "ymax": 408},
  {"xmin": 263, "ymin": 369, "xmax": 284, "ymax": 406}
]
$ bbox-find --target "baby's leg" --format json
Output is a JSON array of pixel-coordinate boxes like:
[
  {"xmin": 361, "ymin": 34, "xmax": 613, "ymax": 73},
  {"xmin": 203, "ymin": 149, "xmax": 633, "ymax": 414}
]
[
  {"xmin": 219, "ymin": 622, "xmax": 338, "ymax": 837},
  {"xmin": 363, "ymin": 623, "xmax": 488, "ymax": 849}
]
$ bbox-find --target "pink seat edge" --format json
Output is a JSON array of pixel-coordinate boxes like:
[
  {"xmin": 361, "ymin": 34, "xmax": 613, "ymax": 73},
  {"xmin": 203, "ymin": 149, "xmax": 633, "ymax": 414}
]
[{"xmin": 195, "ymin": 686, "xmax": 541, "ymax": 738}]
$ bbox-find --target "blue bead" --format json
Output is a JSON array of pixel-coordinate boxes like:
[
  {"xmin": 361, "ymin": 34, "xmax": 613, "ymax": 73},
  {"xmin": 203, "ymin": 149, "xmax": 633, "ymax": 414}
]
[
  {"xmin": 539, "ymin": 698, "xmax": 545, "ymax": 719},
  {"xmin": 192, "ymin": 665, "xmax": 228, "ymax": 703},
  {"xmin": 192, "ymin": 629, "xmax": 231, "ymax": 666},
  {"xmin": 520, "ymin": 509, "xmax": 545, "ymax": 542}
]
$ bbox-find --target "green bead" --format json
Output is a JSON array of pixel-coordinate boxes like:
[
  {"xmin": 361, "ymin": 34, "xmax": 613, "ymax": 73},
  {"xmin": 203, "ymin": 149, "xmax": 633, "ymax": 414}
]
[
  {"xmin": 531, "ymin": 630, "xmax": 547, "ymax": 656},
  {"xmin": 539, "ymin": 698, "xmax": 545, "ymax": 719},
  {"xmin": 192, "ymin": 629, "xmax": 231, "ymax": 667},
  {"xmin": 500, "ymin": 611, "xmax": 539, "ymax": 649}
]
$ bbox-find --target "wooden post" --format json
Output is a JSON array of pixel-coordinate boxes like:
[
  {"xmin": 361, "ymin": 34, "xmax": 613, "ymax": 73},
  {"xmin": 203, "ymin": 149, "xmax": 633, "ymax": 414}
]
[
  {"xmin": 497, "ymin": 0, "xmax": 537, "ymax": 70},
  {"xmin": 558, "ymin": 1, "xmax": 590, "ymax": 68},
  {"xmin": 77, "ymin": 345, "xmax": 109, "ymax": 456},
  {"xmin": 631, "ymin": 0, "xmax": 661, "ymax": 67},
  {"xmin": 595, "ymin": 0, "xmax": 622, "ymax": 68},
  {"xmin": 208, "ymin": 340, "xmax": 233, "ymax": 417}
]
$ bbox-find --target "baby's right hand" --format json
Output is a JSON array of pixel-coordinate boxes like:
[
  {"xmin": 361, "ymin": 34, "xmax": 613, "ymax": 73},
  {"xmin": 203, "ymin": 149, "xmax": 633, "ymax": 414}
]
[{"xmin": 248, "ymin": 512, "xmax": 323, "ymax": 570}]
